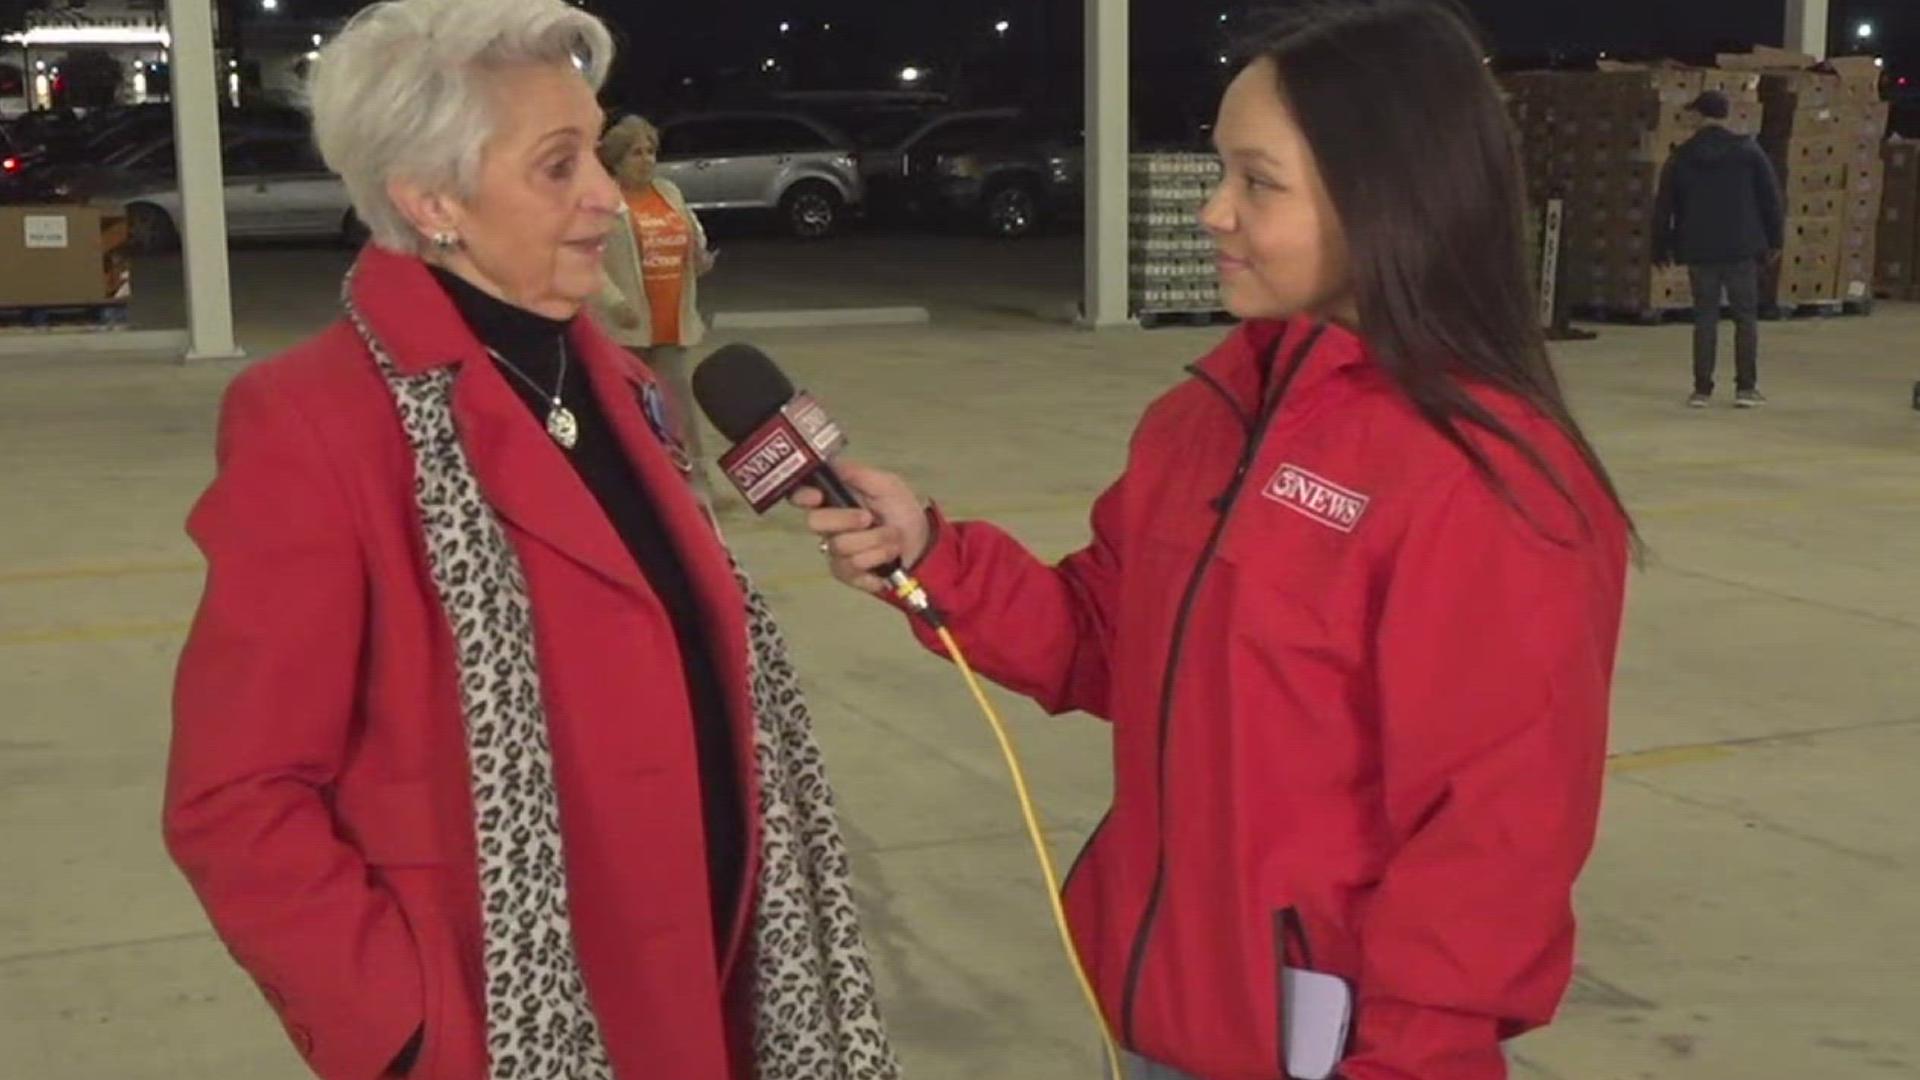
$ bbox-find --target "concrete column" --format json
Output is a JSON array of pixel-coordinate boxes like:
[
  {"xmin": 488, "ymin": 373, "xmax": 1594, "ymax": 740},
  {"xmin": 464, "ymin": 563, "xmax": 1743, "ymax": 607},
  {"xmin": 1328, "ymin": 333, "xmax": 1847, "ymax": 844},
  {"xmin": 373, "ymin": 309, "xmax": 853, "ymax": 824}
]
[
  {"xmin": 1784, "ymin": 0, "xmax": 1830, "ymax": 60},
  {"xmin": 165, "ymin": 0, "xmax": 242, "ymax": 362},
  {"xmin": 1082, "ymin": 0, "xmax": 1131, "ymax": 329}
]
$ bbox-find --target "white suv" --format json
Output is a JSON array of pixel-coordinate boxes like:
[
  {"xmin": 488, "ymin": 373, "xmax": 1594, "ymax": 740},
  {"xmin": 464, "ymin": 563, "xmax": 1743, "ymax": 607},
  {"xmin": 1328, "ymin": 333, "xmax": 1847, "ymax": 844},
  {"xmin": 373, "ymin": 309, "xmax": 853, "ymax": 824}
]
[{"xmin": 655, "ymin": 112, "xmax": 864, "ymax": 239}]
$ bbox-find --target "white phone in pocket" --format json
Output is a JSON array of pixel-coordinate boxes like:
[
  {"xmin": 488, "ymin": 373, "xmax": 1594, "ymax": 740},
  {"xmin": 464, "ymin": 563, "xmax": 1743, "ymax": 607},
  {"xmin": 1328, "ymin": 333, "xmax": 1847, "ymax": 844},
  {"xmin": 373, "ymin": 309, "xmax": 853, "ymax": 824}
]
[{"xmin": 1282, "ymin": 966, "xmax": 1353, "ymax": 1080}]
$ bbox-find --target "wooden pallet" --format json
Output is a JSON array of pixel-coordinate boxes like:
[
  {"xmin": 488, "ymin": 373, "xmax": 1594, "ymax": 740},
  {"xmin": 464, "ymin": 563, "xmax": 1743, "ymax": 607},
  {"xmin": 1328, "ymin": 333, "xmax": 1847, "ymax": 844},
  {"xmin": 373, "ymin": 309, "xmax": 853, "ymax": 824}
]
[
  {"xmin": 1576, "ymin": 299, "xmax": 1874, "ymax": 325},
  {"xmin": 1571, "ymin": 304, "xmax": 1699, "ymax": 326},
  {"xmin": 1138, "ymin": 309, "xmax": 1236, "ymax": 329},
  {"xmin": 0, "ymin": 302, "xmax": 130, "ymax": 331},
  {"xmin": 1759, "ymin": 299, "xmax": 1872, "ymax": 320}
]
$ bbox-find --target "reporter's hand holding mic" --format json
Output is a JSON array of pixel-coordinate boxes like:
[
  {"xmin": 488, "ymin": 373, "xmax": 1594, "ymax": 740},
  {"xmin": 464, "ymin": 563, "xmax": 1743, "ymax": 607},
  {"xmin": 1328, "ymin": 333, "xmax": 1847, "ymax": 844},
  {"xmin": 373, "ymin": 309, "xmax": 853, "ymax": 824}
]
[{"xmin": 790, "ymin": 463, "xmax": 930, "ymax": 596}]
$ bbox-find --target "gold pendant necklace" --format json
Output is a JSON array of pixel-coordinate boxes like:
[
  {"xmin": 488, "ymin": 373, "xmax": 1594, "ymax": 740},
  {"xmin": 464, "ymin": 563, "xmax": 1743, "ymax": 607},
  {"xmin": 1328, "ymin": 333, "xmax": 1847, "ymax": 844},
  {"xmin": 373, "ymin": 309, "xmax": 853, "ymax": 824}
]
[{"xmin": 487, "ymin": 342, "xmax": 579, "ymax": 450}]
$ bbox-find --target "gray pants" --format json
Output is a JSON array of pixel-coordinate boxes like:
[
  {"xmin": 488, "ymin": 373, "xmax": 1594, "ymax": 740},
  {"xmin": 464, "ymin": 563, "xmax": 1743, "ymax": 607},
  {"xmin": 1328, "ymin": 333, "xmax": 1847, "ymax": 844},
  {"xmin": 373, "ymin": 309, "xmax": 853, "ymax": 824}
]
[
  {"xmin": 636, "ymin": 344, "xmax": 716, "ymax": 504},
  {"xmin": 1687, "ymin": 260, "xmax": 1762, "ymax": 395}
]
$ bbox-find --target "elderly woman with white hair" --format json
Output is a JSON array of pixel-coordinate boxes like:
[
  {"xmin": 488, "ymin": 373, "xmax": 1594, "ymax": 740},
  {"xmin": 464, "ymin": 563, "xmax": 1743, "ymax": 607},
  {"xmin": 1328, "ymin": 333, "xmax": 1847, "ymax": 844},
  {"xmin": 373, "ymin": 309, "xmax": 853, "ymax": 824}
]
[{"xmin": 161, "ymin": 1, "xmax": 899, "ymax": 1078}]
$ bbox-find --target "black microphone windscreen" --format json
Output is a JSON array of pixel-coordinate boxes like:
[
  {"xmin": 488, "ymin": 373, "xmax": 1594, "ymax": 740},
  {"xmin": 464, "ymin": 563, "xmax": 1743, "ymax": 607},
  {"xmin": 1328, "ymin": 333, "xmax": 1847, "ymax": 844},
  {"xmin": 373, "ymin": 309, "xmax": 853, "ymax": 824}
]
[{"xmin": 693, "ymin": 344, "xmax": 797, "ymax": 444}]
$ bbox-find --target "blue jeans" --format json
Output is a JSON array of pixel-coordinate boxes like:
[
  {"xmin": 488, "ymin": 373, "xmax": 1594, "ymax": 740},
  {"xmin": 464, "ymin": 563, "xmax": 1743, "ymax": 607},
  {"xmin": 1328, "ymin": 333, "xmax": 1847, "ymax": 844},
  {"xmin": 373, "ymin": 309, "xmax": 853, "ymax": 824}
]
[{"xmin": 1687, "ymin": 259, "xmax": 1762, "ymax": 394}]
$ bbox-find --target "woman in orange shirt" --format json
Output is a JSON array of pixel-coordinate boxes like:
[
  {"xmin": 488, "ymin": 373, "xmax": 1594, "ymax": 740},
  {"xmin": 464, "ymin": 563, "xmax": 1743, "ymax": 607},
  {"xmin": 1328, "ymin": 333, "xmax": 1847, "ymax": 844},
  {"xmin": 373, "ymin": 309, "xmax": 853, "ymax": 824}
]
[{"xmin": 597, "ymin": 115, "xmax": 719, "ymax": 502}]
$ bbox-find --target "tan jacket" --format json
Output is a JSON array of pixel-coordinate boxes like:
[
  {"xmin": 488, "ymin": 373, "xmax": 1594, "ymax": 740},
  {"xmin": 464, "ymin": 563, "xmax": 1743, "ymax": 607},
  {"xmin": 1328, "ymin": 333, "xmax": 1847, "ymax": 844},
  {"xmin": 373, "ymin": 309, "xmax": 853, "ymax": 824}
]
[{"xmin": 595, "ymin": 177, "xmax": 711, "ymax": 349}]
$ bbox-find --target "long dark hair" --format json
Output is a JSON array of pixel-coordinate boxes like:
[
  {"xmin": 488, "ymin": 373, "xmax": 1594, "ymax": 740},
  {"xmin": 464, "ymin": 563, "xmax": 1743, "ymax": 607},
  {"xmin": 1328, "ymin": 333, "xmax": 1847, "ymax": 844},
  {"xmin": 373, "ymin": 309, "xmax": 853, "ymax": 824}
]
[{"xmin": 1237, "ymin": 0, "xmax": 1636, "ymax": 546}]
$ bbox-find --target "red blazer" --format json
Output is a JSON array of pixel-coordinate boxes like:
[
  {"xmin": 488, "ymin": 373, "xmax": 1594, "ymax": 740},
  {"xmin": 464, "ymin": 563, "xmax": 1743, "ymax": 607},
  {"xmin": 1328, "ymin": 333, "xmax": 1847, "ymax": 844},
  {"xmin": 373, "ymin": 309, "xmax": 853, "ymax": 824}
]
[{"xmin": 164, "ymin": 245, "xmax": 762, "ymax": 1080}]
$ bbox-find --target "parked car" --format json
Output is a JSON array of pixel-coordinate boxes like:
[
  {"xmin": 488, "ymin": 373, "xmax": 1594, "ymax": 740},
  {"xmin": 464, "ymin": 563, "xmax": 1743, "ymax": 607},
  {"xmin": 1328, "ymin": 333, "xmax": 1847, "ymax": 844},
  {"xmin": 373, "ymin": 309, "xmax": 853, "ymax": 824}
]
[
  {"xmin": 23, "ymin": 114, "xmax": 294, "ymax": 198},
  {"xmin": 654, "ymin": 111, "xmax": 863, "ymax": 238},
  {"xmin": 858, "ymin": 108, "xmax": 1021, "ymax": 223},
  {"xmin": 915, "ymin": 112, "xmax": 1085, "ymax": 239},
  {"xmin": 4, "ymin": 103, "xmax": 304, "ymax": 186},
  {"xmin": 84, "ymin": 131, "xmax": 356, "ymax": 251},
  {"xmin": 0, "ymin": 63, "xmax": 26, "ymax": 120}
]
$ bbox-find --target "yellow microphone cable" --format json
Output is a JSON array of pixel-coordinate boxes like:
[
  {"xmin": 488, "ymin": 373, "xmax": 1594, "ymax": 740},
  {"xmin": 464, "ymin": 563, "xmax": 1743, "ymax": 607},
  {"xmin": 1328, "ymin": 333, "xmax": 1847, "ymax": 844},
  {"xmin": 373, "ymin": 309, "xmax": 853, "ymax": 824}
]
[{"xmin": 890, "ymin": 575, "xmax": 1124, "ymax": 1080}]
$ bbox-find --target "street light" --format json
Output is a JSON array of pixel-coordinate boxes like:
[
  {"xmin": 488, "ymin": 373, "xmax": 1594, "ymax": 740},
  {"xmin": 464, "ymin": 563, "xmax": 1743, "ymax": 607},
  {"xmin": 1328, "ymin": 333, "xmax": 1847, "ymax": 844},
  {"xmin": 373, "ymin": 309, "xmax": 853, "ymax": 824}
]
[
  {"xmin": 994, "ymin": 19, "xmax": 1010, "ymax": 35},
  {"xmin": 900, "ymin": 66, "xmax": 924, "ymax": 84},
  {"xmin": 261, "ymin": 0, "xmax": 279, "ymax": 11},
  {"xmin": 779, "ymin": 21, "xmax": 791, "ymax": 34},
  {"xmin": 1856, "ymin": 21, "xmax": 1875, "ymax": 41}
]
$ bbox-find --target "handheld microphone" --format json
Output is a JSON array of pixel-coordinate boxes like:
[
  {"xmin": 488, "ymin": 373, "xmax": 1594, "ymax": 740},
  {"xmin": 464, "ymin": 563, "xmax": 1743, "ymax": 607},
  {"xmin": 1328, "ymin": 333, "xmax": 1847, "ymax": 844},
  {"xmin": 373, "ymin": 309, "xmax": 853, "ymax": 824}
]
[
  {"xmin": 694, "ymin": 350, "xmax": 1116, "ymax": 1075},
  {"xmin": 691, "ymin": 343, "xmax": 940, "ymax": 624}
]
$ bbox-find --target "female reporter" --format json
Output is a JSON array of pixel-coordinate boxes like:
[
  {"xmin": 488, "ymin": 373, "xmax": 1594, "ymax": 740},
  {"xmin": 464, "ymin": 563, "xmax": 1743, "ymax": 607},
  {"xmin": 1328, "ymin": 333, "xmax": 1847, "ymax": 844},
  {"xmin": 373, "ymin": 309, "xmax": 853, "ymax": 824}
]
[
  {"xmin": 162, "ymin": 1, "xmax": 896, "ymax": 1077},
  {"xmin": 798, "ymin": 2, "xmax": 1631, "ymax": 1078}
]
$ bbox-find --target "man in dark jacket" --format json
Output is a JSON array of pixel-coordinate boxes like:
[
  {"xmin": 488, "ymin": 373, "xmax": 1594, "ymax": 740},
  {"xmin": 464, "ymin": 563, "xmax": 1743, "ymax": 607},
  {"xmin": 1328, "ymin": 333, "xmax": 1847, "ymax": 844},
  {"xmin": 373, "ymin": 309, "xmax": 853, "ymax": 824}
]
[{"xmin": 1654, "ymin": 90, "xmax": 1786, "ymax": 409}]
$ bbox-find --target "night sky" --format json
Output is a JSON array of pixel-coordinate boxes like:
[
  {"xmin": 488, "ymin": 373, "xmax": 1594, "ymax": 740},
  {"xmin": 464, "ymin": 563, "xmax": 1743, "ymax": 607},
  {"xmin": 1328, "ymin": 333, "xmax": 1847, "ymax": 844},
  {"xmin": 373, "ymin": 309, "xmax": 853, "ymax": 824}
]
[
  {"xmin": 275, "ymin": 0, "xmax": 1914, "ymax": 128},
  {"xmin": 275, "ymin": 0, "xmax": 1909, "ymax": 63}
]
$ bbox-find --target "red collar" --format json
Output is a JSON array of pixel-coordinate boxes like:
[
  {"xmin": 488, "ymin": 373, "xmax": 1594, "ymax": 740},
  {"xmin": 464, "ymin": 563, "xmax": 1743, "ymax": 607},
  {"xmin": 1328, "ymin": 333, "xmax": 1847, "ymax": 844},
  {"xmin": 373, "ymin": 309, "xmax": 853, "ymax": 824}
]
[
  {"xmin": 1190, "ymin": 318, "xmax": 1374, "ymax": 414},
  {"xmin": 348, "ymin": 243, "xmax": 617, "ymax": 378}
]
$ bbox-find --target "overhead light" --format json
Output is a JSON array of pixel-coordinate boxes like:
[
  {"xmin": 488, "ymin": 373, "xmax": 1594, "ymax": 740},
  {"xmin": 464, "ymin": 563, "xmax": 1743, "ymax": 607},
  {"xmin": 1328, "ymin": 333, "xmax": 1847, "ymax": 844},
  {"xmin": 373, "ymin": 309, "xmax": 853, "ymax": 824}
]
[{"xmin": 4, "ymin": 27, "xmax": 173, "ymax": 47}]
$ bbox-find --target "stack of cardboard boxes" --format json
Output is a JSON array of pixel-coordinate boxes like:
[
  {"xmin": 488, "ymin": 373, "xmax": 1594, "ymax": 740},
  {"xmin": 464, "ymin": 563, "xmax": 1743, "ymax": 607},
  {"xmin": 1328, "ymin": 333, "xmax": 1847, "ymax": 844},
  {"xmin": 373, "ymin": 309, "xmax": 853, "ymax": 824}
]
[
  {"xmin": 1730, "ymin": 52, "xmax": 1890, "ymax": 307},
  {"xmin": 1874, "ymin": 139, "xmax": 1920, "ymax": 300},
  {"xmin": 1128, "ymin": 153, "xmax": 1224, "ymax": 320},
  {"xmin": 0, "ymin": 205, "xmax": 131, "ymax": 319},
  {"xmin": 1506, "ymin": 48, "xmax": 1890, "ymax": 317},
  {"xmin": 1505, "ymin": 63, "xmax": 1762, "ymax": 314}
]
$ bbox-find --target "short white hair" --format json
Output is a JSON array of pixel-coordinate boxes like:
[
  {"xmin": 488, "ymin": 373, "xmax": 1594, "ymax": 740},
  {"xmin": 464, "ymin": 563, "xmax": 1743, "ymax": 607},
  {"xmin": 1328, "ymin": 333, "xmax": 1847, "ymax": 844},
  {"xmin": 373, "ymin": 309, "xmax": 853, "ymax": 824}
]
[{"xmin": 307, "ymin": 0, "xmax": 616, "ymax": 256}]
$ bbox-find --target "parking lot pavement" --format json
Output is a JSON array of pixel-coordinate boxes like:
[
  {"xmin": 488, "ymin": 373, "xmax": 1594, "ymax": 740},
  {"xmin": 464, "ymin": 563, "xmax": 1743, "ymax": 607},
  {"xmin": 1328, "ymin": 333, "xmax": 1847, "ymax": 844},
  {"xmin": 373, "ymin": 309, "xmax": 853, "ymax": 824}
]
[{"xmin": 115, "ymin": 230, "xmax": 1087, "ymax": 354}]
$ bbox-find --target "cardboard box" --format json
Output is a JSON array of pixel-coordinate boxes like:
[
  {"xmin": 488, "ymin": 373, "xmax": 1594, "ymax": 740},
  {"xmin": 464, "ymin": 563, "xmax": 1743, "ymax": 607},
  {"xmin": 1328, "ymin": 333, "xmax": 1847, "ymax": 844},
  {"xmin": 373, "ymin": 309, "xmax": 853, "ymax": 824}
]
[
  {"xmin": 1781, "ymin": 162, "xmax": 1847, "ymax": 197},
  {"xmin": 1825, "ymin": 57, "xmax": 1884, "ymax": 102},
  {"xmin": 1717, "ymin": 46, "xmax": 1820, "ymax": 72},
  {"xmin": 1841, "ymin": 192, "xmax": 1880, "ymax": 231},
  {"xmin": 1838, "ymin": 101, "xmax": 1892, "ymax": 140},
  {"xmin": 1794, "ymin": 192, "xmax": 1843, "ymax": 220},
  {"xmin": 1883, "ymin": 139, "xmax": 1920, "ymax": 182},
  {"xmin": 1701, "ymin": 70, "xmax": 1763, "ymax": 97},
  {"xmin": 1842, "ymin": 160, "xmax": 1887, "ymax": 201},
  {"xmin": 1882, "ymin": 140, "xmax": 1920, "ymax": 210},
  {"xmin": 0, "ymin": 205, "xmax": 130, "ymax": 309},
  {"xmin": 1877, "ymin": 250, "xmax": 1914, "ymax": 292}
]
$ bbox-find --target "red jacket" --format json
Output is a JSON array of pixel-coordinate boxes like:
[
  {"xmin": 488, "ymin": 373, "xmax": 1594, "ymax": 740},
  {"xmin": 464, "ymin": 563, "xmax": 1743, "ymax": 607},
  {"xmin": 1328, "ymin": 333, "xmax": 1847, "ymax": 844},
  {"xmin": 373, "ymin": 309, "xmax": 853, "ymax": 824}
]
[
  {"xmin": 906, "ymin": 319, "xmax": 1628, "ymax": 1080},
  {"xmin": 164, "ymin": 246, "xmax": 759, "ymax": 1080}
]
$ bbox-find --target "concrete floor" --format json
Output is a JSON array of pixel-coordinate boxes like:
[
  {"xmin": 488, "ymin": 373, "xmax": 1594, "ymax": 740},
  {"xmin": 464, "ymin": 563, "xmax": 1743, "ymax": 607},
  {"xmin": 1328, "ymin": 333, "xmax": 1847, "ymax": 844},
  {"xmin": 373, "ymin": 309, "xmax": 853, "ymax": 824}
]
[{"xmin": 2, "ymin": 250, "xmax": 1918, "ymax": 1079}]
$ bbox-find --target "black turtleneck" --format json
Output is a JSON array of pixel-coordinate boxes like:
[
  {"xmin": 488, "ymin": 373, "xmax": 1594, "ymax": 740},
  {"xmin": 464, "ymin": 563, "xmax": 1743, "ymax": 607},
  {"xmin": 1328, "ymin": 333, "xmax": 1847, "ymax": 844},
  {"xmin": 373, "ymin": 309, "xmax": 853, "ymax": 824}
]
[{"xmin": 429, "ymin": 267, "xmax": 743, "ymax": 953}]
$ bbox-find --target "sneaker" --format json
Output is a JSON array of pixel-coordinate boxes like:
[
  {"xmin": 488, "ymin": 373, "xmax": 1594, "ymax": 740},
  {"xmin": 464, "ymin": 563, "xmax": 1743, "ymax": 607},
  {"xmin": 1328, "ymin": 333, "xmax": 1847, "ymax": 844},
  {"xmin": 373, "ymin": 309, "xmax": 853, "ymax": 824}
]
[
  {"xmin": 1735, "ymin": 390, "xmax": 1768, "ymax": 409},
  {"xmin": 1687, "ymin": 392, "xmax": 1711, "ymax": 409}
]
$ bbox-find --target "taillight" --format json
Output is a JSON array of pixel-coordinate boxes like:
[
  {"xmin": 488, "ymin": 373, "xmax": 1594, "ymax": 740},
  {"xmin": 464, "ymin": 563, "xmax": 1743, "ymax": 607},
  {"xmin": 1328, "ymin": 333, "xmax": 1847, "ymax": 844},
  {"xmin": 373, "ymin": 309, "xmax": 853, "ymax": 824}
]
[{"xmin": 1, "ymin": 157, "xmax": 19, "ymax": 173}]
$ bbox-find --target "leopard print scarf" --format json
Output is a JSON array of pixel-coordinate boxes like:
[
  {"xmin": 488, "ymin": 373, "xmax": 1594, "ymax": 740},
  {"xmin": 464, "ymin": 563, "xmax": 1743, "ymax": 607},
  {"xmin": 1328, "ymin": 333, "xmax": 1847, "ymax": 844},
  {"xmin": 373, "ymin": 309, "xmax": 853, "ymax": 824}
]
[{"xmin": 345, "ymin": 279, "xmax": 901, "ymax": 1080}]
